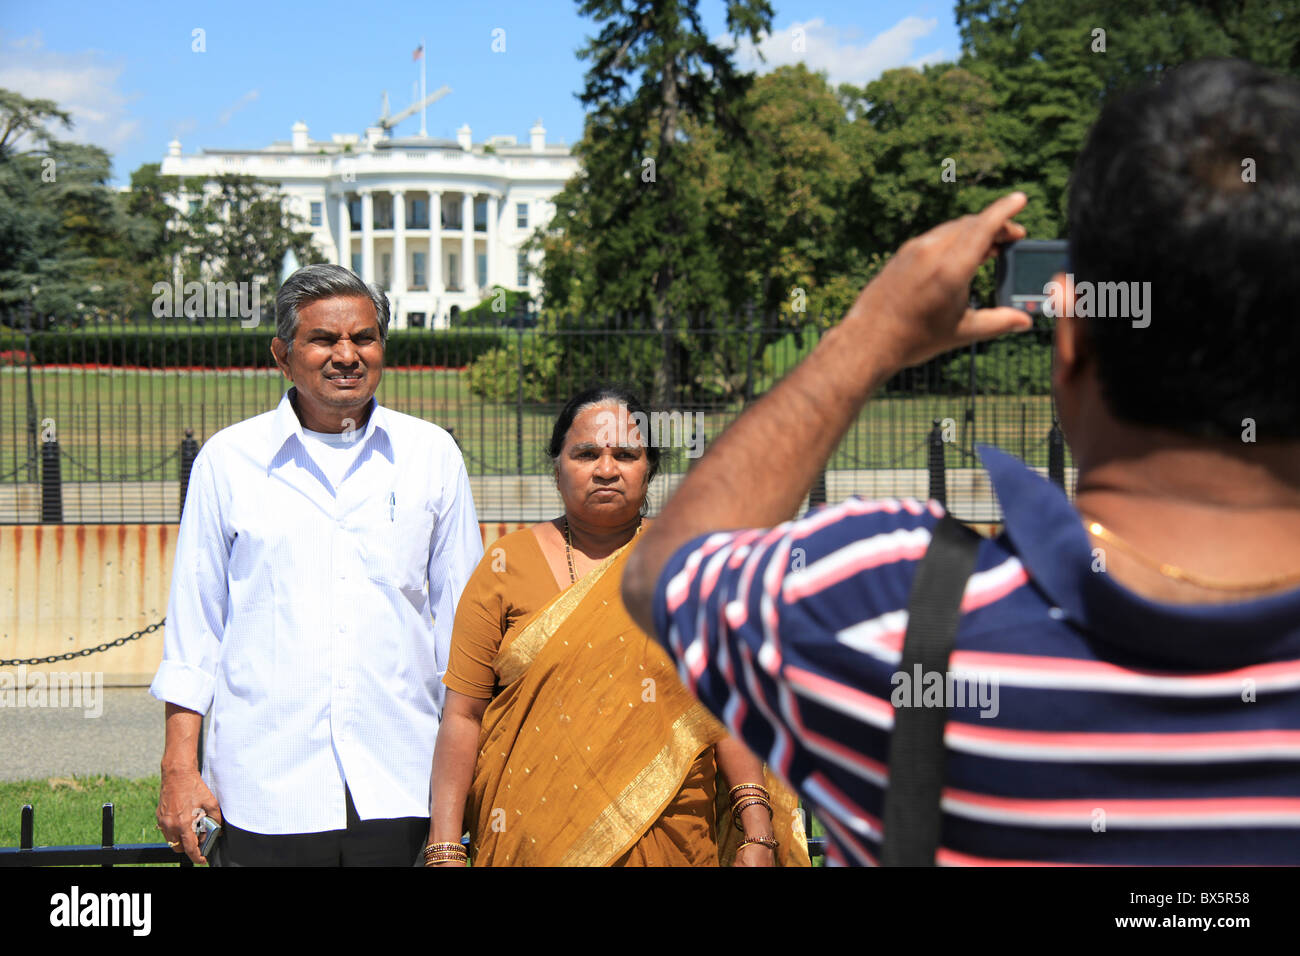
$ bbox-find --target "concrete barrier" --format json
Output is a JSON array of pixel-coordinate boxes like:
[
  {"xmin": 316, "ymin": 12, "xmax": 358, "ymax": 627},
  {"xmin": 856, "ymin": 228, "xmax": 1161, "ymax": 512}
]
[
  {"xmin": 3, "ymin": 464, "xmax": 1066, "ymax": 685},
  {"xmin": 0, "ymin": 521, "xmax": 529, "ymax": 686}
]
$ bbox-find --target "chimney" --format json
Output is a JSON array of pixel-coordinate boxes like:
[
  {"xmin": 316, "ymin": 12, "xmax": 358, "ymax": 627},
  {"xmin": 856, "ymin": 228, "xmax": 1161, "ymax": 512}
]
[
  {"xmin": 457, "ymin": 124, "xmax": 472, "ymax": 151},
  {"xmin": 292, "ymin": 121, "xmax": 309, "ymax": 152},
  {"xmin": 530, "ymin": 118, "xmax": 546, "ymax": 153}
]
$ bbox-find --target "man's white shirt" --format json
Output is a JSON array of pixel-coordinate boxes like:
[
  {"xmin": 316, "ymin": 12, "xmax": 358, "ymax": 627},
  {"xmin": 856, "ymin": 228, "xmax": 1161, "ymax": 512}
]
[{"xmin": 150, "ymin": 390, "xmax": 483, "ymax": 834}]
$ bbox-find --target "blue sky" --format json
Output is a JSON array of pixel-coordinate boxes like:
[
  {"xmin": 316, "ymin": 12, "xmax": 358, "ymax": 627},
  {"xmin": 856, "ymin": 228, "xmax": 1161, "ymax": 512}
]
[{"xmin": 1, "ymin": 0, "xmax": 962, "ymax": 185}]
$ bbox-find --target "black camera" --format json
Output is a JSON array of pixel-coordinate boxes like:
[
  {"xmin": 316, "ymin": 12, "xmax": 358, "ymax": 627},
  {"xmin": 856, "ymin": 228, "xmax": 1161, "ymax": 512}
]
[{"xmin": 994, "ymin": 239, "xmax": 1069, "ymax": 315}]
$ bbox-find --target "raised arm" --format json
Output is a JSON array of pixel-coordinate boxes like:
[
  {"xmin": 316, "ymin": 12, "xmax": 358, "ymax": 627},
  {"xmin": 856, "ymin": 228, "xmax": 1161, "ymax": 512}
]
[{"xmin": 622, "ymin": 193, "xmax": 1031, "ymax": 633}]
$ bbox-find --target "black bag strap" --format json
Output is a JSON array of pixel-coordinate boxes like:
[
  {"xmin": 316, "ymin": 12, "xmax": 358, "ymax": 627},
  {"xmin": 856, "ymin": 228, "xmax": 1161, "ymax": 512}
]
[{"xmin": 881, "ymin": 513, "xmax": 982, "ymax": 866}]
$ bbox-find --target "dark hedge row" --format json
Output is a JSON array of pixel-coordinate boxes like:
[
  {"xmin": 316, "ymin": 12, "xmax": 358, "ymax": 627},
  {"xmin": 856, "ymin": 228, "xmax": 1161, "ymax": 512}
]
[{"xmin": 0, "ymin": 328, "xmax": 508, "ymax": 369}]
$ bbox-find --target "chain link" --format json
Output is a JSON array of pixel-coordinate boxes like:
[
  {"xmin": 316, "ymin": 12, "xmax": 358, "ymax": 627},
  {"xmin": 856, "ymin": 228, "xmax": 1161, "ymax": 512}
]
[{"xmin": 0, "ymin": 619, "xmax": 164, "ymax": 667}]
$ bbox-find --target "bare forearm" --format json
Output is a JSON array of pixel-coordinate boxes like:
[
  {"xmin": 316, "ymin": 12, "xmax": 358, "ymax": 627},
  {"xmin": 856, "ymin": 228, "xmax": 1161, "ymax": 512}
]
[
  {"xmin": 427, "ymin": 710, "xmax": 483, "ymax": 843},
  {"xmin": 161, "ymin": 703, "xmax": 204, "ymax": 773},
  {"xmin": 714, "ymin": 736, "xmax": 774, "ymax": 837},
  {"xmin": 623, "ymin": 193, "xmax": 1032, "ymax": 633},
  {"xmin": 624, "ymin": 309, "xmax": 892, "ymax": 631}
]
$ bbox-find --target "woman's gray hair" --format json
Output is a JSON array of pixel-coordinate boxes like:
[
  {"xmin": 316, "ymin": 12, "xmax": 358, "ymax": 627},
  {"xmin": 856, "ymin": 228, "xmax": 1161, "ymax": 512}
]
[{"xmin": 275, "ymin": 263, "xmax": 390, "ymax": 350}]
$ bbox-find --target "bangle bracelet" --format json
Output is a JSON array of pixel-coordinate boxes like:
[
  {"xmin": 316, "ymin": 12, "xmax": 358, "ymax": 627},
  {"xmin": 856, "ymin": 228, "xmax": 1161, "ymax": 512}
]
[
  {"xmin": 424, "ymin": 842, "xmax": 466, "ymax": 854},
  {"xmin": 732, "ymin": 796, "xmax": 773, "ymax": 826},
  {"xmin": 425, "ymin": 849, "xmax": 468, "ymax": 861},
  {"xmin": 738, "ymin": 837, "xmax": 779, "ymax": 852},
  {"xmin": 728, "ymin": 782, "xmax": 771, "ymax": 800}
]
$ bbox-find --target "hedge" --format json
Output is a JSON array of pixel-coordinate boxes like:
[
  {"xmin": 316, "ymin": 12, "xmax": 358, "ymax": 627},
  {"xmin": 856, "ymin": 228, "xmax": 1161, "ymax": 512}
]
[{"xmin": 0, "ymin": 327, "xmax": 507, "ymax": 369}]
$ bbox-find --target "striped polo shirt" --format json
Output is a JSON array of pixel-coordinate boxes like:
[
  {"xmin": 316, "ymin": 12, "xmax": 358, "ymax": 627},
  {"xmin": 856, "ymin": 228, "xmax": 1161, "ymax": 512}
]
[{"xmin": 652, "ymin": 444, "xmax": 1300, "ymax": 865}]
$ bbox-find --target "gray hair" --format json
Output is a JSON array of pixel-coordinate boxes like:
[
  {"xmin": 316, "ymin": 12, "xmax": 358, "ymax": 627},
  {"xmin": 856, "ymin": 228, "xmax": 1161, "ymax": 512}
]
[{"xmin": 275, "ymin": 263, "xmax": 390, "ymax": 351}]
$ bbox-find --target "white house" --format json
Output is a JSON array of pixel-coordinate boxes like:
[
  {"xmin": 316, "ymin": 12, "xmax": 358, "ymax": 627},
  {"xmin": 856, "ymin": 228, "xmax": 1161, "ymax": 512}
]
[{"xmin": 160, "ymin": 117, "xmax": 577, "ymax": 329}]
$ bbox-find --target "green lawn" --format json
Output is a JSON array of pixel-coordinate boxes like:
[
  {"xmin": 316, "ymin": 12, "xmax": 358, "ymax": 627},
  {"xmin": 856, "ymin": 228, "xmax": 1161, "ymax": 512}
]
[
  {"xmin": 0, "ymin": 774, "xmax": 165, "ymax": 852},
  {"xmin": 0, "ymin": 774, "xmax": 829, "ymax": 866},
  {"xmin": 1, "ymin": 365, "xmax": 1072, "ymax": 484}
]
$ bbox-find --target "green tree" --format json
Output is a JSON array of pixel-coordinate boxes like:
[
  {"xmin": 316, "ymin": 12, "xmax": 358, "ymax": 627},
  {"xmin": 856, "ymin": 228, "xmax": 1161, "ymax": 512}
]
[
  {"xmin": 0, "ymin": 90, "xmax": 136, "ymax": 326},
  {"xmin": 533, "ymin": 0, "xmax": 773, "ymax": 402},
  {"xmin": 955, "ymin": 0, "xmax": 1300, "ymax": 229},
  {"xmin": 178, "ymin": 173, "xmax": 325, "ymax": 318}
]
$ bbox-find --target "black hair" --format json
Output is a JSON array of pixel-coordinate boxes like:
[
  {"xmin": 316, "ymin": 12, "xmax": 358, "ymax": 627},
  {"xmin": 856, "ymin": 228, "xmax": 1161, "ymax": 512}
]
[
  {"xmin": 548, "ymin": 384, "xmax": 663, "ymax": 484},
  {"xmin": 1067, "ymin": 57, "xmax": 1300, "ymax": 440}
]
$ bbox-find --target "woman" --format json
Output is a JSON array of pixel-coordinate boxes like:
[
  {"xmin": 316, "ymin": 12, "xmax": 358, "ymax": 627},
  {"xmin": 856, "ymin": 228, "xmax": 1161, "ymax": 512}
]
[{"xmin": 423, "ymin": 385, "xmax": 809, "ymax": 866}]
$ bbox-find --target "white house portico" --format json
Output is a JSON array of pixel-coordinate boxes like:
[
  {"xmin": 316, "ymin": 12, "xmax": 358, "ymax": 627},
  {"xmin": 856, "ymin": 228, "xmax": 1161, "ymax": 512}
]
[{"xmin": 161, "ymin": 117, "xmax": 577, "ymax": 329}]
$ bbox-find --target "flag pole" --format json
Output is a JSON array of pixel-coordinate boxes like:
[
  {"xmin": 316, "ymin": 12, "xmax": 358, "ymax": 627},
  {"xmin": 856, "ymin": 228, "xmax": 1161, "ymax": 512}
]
[{"xmin": 420, "ymin": 35, "xmax": 428, "ymax": 137}]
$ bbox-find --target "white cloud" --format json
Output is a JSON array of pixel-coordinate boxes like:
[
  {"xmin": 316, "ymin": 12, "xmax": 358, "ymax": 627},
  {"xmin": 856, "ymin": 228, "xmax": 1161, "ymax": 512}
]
[
  {"xmin": 0, "ymin": 31, "xmax": 140, "ymax": 153},
  {"xmin": 217, "ymin": 89, "xmax": 259, "ymax": 127},
  {"xmin": 725, "ymin": 16, "xmax": 948, "ymax": 88}
]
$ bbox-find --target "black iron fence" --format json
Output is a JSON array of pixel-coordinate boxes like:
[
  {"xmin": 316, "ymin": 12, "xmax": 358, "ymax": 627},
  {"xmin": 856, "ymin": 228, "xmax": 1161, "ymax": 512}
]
[
  {"xmin": 0, "ymin": 311, "xmax": 1072, "ymax": 524},
  {"xmin": 0, "ymin": 802, "xmax": 826, "ymax": 866}
]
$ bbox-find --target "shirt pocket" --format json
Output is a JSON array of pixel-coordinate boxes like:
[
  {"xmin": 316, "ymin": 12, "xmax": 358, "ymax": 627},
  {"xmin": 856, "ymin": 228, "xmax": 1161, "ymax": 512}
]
[{"xmin": 357, "ymin": 504, "xmax": 436, "ymax": 593}]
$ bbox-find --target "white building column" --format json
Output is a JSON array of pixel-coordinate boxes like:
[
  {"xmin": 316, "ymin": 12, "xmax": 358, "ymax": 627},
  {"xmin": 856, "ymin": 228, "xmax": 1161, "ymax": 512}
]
[
  {"xmin": 430, "ymin": 189, "xmax": 443, "ymax": 297},
  {"xmin": 360, "ymin": 188, "xmax": 374, "ymax": 284},
  {"xmin": 461, "ymin": 192, "xmax": 475, "ymax": 297},
  {"xmin": 486, "ymin": 194, "xmax": 499, "ymax": 292},
  {"xmin": 336, "ymin": 193, "xmax": 350, "ymax": 267},
  {"xmin": 392, "ymin": 189, "xmax": 406, "ymax": 293}
]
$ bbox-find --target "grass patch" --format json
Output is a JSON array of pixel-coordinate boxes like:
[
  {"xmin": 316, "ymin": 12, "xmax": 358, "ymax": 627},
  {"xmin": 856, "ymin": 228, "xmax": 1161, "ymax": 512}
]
[{"xmin": 0, "ymin": 774, "xmax": 162, "ymax": 850}]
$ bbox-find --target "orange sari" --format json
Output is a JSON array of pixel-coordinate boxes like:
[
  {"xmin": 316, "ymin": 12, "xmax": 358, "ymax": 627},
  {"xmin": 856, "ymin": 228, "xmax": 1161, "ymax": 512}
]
[{"xmin": 464, "ymin": 540, "xmax": 808, "ymax": 866}]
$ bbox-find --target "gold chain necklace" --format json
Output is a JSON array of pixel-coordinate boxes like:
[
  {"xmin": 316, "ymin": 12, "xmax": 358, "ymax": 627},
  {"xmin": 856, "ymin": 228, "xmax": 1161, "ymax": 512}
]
[
  {"xmin": 1082, "ymin": 516, "xmax": 1300, "ymax": 592},
  {"xmin": 563, "ymin": 516, "xmax": 643, "ymax": 585}
]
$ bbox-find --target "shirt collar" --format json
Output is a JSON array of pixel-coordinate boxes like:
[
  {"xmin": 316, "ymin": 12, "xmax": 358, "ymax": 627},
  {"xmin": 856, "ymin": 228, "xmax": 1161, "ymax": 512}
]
[
  {"xmin": 270, "ymin": 387, "xmax": 394, "ymax": 467},
  {"xmin": 978, "ymin": 443, "xmax": 1300, "ymax": 667}
]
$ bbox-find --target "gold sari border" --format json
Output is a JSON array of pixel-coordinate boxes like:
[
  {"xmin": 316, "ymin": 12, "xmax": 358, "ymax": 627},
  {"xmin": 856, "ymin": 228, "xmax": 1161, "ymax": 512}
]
[
  {"xmin": 559, "ymin": 705, "xmax": 722, "ymax": 867},
  {"xmin": 494, "ymin": 548, "xmax": 621, "ymax": 687}
]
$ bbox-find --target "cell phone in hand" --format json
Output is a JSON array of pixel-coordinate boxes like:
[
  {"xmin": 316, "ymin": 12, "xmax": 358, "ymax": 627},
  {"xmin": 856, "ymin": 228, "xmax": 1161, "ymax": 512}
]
[{"xmin": 194, "ymin": 812, "xmax": 222, "ymax": 857}]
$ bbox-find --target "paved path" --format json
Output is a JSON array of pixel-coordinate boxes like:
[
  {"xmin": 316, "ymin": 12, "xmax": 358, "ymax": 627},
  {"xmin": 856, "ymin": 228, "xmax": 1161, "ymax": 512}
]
[{"xmin": 0, "ymin": 687, "xmax": 163, "ymax": 782}]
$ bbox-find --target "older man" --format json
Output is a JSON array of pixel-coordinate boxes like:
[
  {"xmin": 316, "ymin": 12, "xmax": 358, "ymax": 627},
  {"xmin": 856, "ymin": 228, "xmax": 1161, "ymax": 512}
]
[
  {"xmin": 152, "ymin": 263, "xmax": 482, "ymax": 866},
  {"xmin": 623, "ymin": 59, "xmax": 1300, "ymax": 865}
]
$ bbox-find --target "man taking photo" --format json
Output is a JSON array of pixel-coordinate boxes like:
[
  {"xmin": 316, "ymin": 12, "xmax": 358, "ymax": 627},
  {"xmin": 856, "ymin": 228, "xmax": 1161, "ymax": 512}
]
[{"xmin": 624, "ymin": 58, "xmax": 1300, "ymax": 865}]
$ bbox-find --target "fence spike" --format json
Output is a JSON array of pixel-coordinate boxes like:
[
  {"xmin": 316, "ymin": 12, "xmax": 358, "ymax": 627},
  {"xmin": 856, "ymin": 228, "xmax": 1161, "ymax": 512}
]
[{"xmin": 101, "ymin": 803, "xmax": 114, "ymax": 869}]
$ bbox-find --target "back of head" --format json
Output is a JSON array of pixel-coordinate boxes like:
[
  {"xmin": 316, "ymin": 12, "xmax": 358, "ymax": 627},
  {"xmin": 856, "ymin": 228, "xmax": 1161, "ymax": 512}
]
[{"xmin": 1068, "ymin": 58, "xmax": 1300, "ymax": 440}]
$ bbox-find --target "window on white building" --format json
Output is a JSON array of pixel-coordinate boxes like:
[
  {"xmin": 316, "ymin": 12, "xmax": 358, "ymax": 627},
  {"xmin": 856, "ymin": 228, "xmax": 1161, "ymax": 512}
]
[
  {"xmin": 516, "ymin": 202, "xmax": 528, "ymax": 229},
  {"xmin": 448, "ymin": 252, "xmax": 459, "ymax": 290},
  {"xmin": 412, "ymin": 252, "xmax": 426, "ymax": 289},
  {"xmin": 477, "ymin": 253, "xmax": 487, "ymax": 289},
  {"xmin": 348, "ymin": 198, "xmax": 362, "ymax": 230},
  {"xmin": 410, "ymin": 198, "xmax": 429, "ymax": 229},
  {"xmin": 474, "ymin": 198, "xmax": 487, "ymax": 232},
  {"xmin": 381, "ymin": 253, "xmax": 392, "ymax": 290},
  {"xmin": 517, "ymin": 251, "xmax": 529, "ymax": 287},
  {"xmin": 310, "ymin": 201, "xmax": 322, "ymax": 227},
  {"xmin": 187, "ymin": 199, "xmax": 201, "ymax": 215},
  {"xmin": 351, "ymin": 252, "xmax": 362, "ymax": 276}
]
